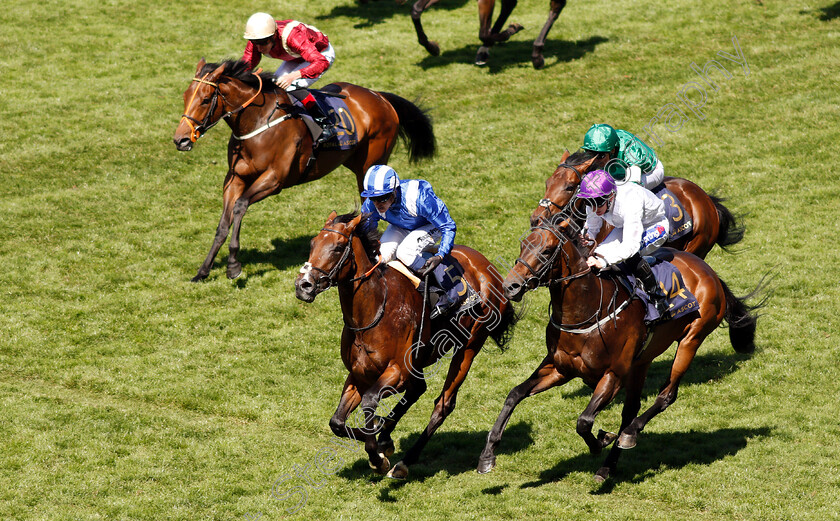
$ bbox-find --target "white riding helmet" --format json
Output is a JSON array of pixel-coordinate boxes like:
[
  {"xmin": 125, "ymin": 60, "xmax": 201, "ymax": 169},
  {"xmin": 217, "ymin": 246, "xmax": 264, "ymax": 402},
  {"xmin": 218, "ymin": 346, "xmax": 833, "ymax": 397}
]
[{"xmin": 243, "ymin": 12, "xmax": 276, "ymax": 40}]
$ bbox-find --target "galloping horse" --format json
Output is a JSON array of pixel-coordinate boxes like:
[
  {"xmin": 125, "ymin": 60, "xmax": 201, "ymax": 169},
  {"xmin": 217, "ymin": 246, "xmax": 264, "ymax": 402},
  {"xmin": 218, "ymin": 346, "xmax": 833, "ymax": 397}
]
[
  {"xmin": 532, "ymin": 149, "xmax": 744, "ymax": 259},
  {"xmin": 295, "ymin": 211, "xmax": 517, "ymax": 479},
  {"xmin": 173, "ymin": 59, "xmax": 435, "ymax": 281},
  {"xmin": 477, "ymin": 211, "xmax": 764, "ymax": 481},
  {"xmin": 408, "ymin": 0, "xmax": 568, "ymax": 67}
]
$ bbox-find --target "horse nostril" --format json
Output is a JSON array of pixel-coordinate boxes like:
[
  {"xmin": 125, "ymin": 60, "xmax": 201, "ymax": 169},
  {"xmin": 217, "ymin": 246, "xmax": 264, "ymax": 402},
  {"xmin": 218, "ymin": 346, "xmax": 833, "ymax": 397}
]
[{"xmin": 300, "ymin": 280, "xmax": 313, "ymax": 290}]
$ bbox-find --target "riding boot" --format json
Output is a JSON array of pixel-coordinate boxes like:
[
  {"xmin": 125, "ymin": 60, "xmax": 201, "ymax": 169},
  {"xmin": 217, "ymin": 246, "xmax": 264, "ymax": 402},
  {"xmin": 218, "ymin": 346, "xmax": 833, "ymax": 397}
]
[
  {"xmin": 629, "ymin": 254, "xmax": 670, "ymax": 317},
  {"xmin": 289, "ymin": 89, "xmax": 336, "ymax": 143}
]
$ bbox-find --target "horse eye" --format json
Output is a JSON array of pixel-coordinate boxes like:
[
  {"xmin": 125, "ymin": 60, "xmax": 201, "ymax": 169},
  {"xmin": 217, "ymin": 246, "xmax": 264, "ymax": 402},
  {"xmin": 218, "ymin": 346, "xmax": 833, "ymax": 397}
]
[{"xmin": 200, "ymin": 98, "xmax": 211, "ymax": 105}]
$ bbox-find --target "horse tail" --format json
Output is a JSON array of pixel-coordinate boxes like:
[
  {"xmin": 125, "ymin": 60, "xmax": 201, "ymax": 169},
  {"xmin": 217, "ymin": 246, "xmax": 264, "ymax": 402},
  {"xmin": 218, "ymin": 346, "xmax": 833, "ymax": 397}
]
[
  {"xmin": 710, "ymin": 194, "xmax": 745, "ymax": 251},
  {"xmin": 489, "ymin": 302, "xmax": 522, "ymax": 352},
  {"xmin": 720, "ymin": 274, "xmax": 771, "ymax": 354},
  {"xmin": 378, "ymin": 92, "xmax": 436, "ymax": 162}
]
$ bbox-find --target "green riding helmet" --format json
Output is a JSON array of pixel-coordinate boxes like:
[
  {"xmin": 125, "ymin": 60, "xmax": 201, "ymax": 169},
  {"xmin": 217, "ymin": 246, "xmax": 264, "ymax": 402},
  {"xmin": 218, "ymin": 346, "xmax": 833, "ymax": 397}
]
[{"xmin": 582, "ymin": 124, "xmax": 618, "ymax": 153}]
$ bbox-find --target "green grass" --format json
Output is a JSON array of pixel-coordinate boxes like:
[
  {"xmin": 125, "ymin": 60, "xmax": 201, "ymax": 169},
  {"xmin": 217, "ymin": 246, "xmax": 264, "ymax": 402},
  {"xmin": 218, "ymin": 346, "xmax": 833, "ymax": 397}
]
[{"xmin": 2, "ymin": 0, "xmax": 840, "ymax": 519}]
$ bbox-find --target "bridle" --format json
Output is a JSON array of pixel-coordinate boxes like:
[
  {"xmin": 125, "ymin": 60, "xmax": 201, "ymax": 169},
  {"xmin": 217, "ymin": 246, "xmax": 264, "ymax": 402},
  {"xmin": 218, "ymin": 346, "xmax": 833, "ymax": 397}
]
[
  {"xmin": 303, "ymin": 226, "xmax": 386, "ymax": 332},
  {"xmin": 514, "ymin": 219, "xmax": 591, "ymax": 290},
  {"xmin": 179, "ymin": 70, "xmax": 265, "ymax": 143}
]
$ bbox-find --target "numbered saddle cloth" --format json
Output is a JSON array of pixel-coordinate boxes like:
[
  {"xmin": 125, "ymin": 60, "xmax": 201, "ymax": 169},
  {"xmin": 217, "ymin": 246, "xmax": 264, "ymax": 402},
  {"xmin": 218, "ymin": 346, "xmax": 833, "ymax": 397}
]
[
  {"xmin": 651, "ymin": 184, "xmax": 692, "ymax": 242},
  {"xmin": 289, "ymin": 85, "xmax": 358, "ymax": 150},
  {"xmin": 618, "ymin": 252, "xmax": 699, "ymax": 323},
  {"xmin": 418, "ymin": 255, "xmax": 480, "ymax": 315}
]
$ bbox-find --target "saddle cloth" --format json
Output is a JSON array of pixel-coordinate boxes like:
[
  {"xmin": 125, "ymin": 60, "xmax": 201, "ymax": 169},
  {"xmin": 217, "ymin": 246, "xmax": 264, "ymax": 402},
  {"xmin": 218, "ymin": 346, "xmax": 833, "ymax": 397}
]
[
  {"xmin": 616, "ymin": 252, "xmax": 699, "ymax": 323},
  {"xmin": 289, "ymin": 85, "xmax": 358, "ymax": 150},
  {"xmin": 651, "ymin": 183, "xmax": 693, "ymax": 242}
]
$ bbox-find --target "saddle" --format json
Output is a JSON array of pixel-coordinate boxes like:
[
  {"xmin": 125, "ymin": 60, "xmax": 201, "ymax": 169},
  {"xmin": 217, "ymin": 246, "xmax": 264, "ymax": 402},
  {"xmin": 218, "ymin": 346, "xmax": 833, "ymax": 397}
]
[
  {"xmin": 288, "ymin": 85, "xmax": 358, "ymax": 150},
  {"xmin": 386, "ymin": 256, "xmax": 480, "ymax": 320},
  {"xmin": 613, "ymin": 252, "xmax": 699, "ymax": 324}
]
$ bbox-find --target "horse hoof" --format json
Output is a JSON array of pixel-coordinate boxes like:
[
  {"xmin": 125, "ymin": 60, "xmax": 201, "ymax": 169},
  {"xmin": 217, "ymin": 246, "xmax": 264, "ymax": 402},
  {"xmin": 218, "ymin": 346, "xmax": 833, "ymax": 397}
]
[
  {"xmin": 617, "ymin": 433, "xmax": 637, "ymax": 449},
  {"xmin": 475, "ymin": 46, "xmax": 490, "ymax": 66},
  {"xmin": 378, "ymin": 439, "xmax": 395, "ymax": 458},
  {"xmin": 190, "ymin": 274, "xmax": 207, "ymax": 283},
  {"xmin": 226, "ymin": 264, "xmax": 242, "ymax": 280},
  {"xmin": 386, "ymin": 461, "xmax": 408, "ymax": 480},
  {"xmin": 531, "ymin": 54, "xmax": 545, "ymax": 69},
  {"xmin": 369, "ymin": 455, "xmax": 391, "ymax": 474},
  {"xmin": 598, "ymin": 429, "xmax": 618, "ymax": 447},
  {"xmin": 508, "ymin": 23, "xmax": 524, "ymax": 36},
  {"xmin": 476, "ymin": 456, "xmax": 496, "ymax": 474},
  {"xmin": 594, "ymin": 467, "xmax": 611, "ymax": 483},
  {"xmin": 424, "ymin": 41, "xmax": 440, "ymax": 57}
]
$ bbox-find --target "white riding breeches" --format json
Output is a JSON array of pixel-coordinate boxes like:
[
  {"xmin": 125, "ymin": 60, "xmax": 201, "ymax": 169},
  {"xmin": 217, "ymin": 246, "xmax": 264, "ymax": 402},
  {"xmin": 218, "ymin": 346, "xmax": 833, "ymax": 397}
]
[{"xmin": 379, "ymin": 223, "xmax": 441, "ymax": 271}]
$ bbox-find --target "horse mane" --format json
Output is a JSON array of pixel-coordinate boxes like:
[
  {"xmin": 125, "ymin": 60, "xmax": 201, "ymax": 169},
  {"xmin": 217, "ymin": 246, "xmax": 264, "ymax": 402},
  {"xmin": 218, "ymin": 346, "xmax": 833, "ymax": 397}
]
[
  {"xmin": 199, "ymin": 60, "xmax": 277, "ymax": 92},
  {"xmin": 564, "ymin": 148, "xmax": 601, "ymax": 167},
  {"xmin": 334, "ymin": 211, "xmax": 381, "ymax": 261}
]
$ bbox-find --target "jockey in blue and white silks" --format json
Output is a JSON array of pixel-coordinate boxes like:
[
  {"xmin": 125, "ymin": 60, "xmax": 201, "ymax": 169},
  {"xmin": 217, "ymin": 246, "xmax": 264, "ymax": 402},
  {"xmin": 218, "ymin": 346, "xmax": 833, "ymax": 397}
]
[{"xmin": 360, "ymin": 165, "xmax": 456, "ymax": 273}]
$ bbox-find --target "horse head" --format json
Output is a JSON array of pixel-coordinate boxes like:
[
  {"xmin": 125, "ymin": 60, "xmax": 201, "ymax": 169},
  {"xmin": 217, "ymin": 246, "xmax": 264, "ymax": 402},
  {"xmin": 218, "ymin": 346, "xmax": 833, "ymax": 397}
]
[
  {"xmin": 295, "ymin": 211, "xmax": 367, "ymax": 303},
  {"xmin": 174, "ymin": 59, "xmax": 275, "ymax": 151},
  {"xmin": 504, "ymin": 208, "xmax": 591, "ymax": 302}
]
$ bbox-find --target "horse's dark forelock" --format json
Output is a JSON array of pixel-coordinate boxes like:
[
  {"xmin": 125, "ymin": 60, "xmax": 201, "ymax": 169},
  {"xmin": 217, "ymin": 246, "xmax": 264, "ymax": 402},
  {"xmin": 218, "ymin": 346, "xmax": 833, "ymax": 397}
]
[
  {"xmin": 334, "ymin": 211, "xmax": 381, "ymax": 261},
  {"xmin": 198, "ymin": 60, "xmax": 276, "ymax": 91}
]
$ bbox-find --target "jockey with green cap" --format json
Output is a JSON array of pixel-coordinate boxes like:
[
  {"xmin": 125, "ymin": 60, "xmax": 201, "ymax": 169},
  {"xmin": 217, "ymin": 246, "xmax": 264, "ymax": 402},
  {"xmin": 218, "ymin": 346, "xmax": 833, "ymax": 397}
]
[{"xmin": 582, "ymin": 123, "xmax": 665, "ymax": 191}]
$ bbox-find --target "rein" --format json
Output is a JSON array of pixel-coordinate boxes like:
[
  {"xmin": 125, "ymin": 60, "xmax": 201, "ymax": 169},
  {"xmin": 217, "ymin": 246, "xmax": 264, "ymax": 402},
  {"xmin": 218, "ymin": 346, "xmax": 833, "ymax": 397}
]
[{"xmin": 310, "ymin": 227, "xmax": 387, "ymax": 332}]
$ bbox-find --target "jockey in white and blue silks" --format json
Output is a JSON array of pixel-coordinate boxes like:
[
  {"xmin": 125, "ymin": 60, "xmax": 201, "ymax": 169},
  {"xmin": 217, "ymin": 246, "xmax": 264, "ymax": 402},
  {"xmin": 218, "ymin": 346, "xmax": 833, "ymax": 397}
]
[
  {"xmin": 360, "ymin": 164, "xmax": 458, "ymax": 318},
  {"xmin": 577, "ymin": 169, "xmax": 671, "ymax": 315},
  {"xmin": 360, "ymin": 165, "xmax": 456, "ymax": 274}
]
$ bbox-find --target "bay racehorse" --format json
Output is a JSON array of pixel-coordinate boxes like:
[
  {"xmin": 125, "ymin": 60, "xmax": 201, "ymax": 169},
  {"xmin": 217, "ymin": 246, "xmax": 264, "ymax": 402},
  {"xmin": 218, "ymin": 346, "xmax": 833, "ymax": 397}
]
[
  {"xmin": 476, "ymin": 210, "xmax": 764, "ymax": 481},
  {"xmin": 532, "ymin": 149, "xmax": 744, "ymax": 259},
  {"xmin": 173, "ymin": 59, "xmax": 435, "ymax": 282},
  {"xmin": 295, "ymin": 211, "xmax": 517, "ymax": 479},
  {"xmin": 407, "ymin": 0, "xmax": 568, "ymax": 68}
]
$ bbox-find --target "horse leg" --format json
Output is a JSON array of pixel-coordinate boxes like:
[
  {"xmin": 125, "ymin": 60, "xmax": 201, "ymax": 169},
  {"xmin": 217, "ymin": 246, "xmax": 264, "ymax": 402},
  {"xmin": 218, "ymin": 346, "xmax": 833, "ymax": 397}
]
[
  {"xmin": 225, "ymin": 177, "xmax": 280, "ymax": 279},
  {"xmin": 595, "ymin": 364, "xmax": 649, "ymax": 482},
  {"xmin": 475, "ymin": 0, "xmax": 496, "ymax": 65},
  {"xmin": 374, "ymin": 375, "xmax": 427, "ymax": 460},
  {"xmin": 477, "ymin": 355, "xmax": 568, "ymax": 474},
  {"xmin": 490, "ymin": 0, "xmax": 524, "ymax": 40},
  {"xmin": 328, "ymin": 374, "xmax": 365, "ymax": 442},
  {"xmin": 355, "ymin": 365, "xmax": 407, "ymax": 474},
  {"xmin": 192, "ymin": 173, "xmax": 244, "ymax": 282},
  {"xmin": 390, "ymin": 343, "xmax": 485, "ymax": 479},
  {"xmin": 576, "ymin": 371, "xmax": 623, "ymax": 455},
  {"xmin": 531, "ymin": 0, "xmax": 567, "ymax": 69},
  {"xmin": 411, "ymin": 0, "xmax": 442, "ymax": 56},
  {"xmin": 619, "ymin": 336, "xmax": 703, "ymax": 450}
]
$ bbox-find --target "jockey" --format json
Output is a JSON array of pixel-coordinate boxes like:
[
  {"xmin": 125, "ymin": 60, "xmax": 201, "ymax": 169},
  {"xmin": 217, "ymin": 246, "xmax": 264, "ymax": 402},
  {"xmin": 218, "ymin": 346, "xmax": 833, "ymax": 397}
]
[
  {"xmin": 577, "ymin": 169, "xmax": 671, "ymax": 315},
  {"xmin": 242, "ymin": 12, "xmax": 336, "ymax": 142},
  {"xmin": 582, "ymin": 123, "xmax": 665, "ymax": 191},
  {"xmin": 360, "ymin": 165, "xmax": 458, "ymax": 319}
]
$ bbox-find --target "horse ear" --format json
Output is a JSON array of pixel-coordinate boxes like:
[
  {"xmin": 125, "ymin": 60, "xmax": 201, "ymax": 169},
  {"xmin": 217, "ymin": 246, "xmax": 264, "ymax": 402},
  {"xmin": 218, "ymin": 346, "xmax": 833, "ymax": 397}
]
[
  {"xmin": 325, "ymin": 211, "xmax": 338, "ymax": 225},
  {"xmin": 211, "ymin": 63, "xmax": 225, "ymax": 79},
  {"xmin": 345, "ymin": 213, "xmax": 364, "ymax": 234},
  {"xmin": 196, "ymin": 58, "xmax": 206, "ymax": 74},
  {"xmin": 560, "ymin": 149, "xmax": 571, "ymax": 163}
]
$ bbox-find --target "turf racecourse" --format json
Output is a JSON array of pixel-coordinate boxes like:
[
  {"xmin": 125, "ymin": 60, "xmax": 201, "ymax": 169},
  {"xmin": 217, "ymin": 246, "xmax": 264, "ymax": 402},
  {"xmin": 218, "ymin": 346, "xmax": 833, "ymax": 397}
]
[{"xmin": 2, "ymin": 0, "xmax": 839, "ymax": 519}]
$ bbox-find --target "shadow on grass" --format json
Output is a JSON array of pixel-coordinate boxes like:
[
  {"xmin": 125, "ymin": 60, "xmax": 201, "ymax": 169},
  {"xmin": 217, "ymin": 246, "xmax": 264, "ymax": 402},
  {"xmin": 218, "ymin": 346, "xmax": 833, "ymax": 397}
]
[
  {"xmin": 205, "ymin": 235, "xmax": 314, "ymax": 283},
  {"xmin": 519, "ymin": 426, "xmax": 772, "ymax": 489},
  {"xmin": 315, "ymin": 0, "xmax": 470, "ymax": 29},
  {"xmin": 819, "ymin": 1, "xmax": 840, "ymax": 19},
  {"xmin": 335, "ymin": 421, "xmax": 534, "ymax": 486},
  {"xmin": 415, "ymin": 36, "xmax": 608, "ymax": 72},
  {"xmin": 560, "ymin": 350, "xmax": 753, "ymax": 401}
]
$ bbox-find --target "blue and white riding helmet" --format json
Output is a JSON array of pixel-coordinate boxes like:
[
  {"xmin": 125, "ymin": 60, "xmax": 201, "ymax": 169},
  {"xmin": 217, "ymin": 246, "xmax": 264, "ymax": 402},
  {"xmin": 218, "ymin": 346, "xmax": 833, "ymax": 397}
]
[{"xmin": 361, "ymin": 165, "xmax": 400, "ymax": 198}]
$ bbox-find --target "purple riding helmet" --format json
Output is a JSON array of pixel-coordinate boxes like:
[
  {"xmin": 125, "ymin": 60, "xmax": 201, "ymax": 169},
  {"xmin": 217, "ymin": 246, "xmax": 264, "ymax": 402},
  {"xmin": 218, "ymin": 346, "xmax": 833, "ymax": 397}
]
[{"xmin": 577, "ymin": 169, "xmax": 617, "ymax": 208}]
